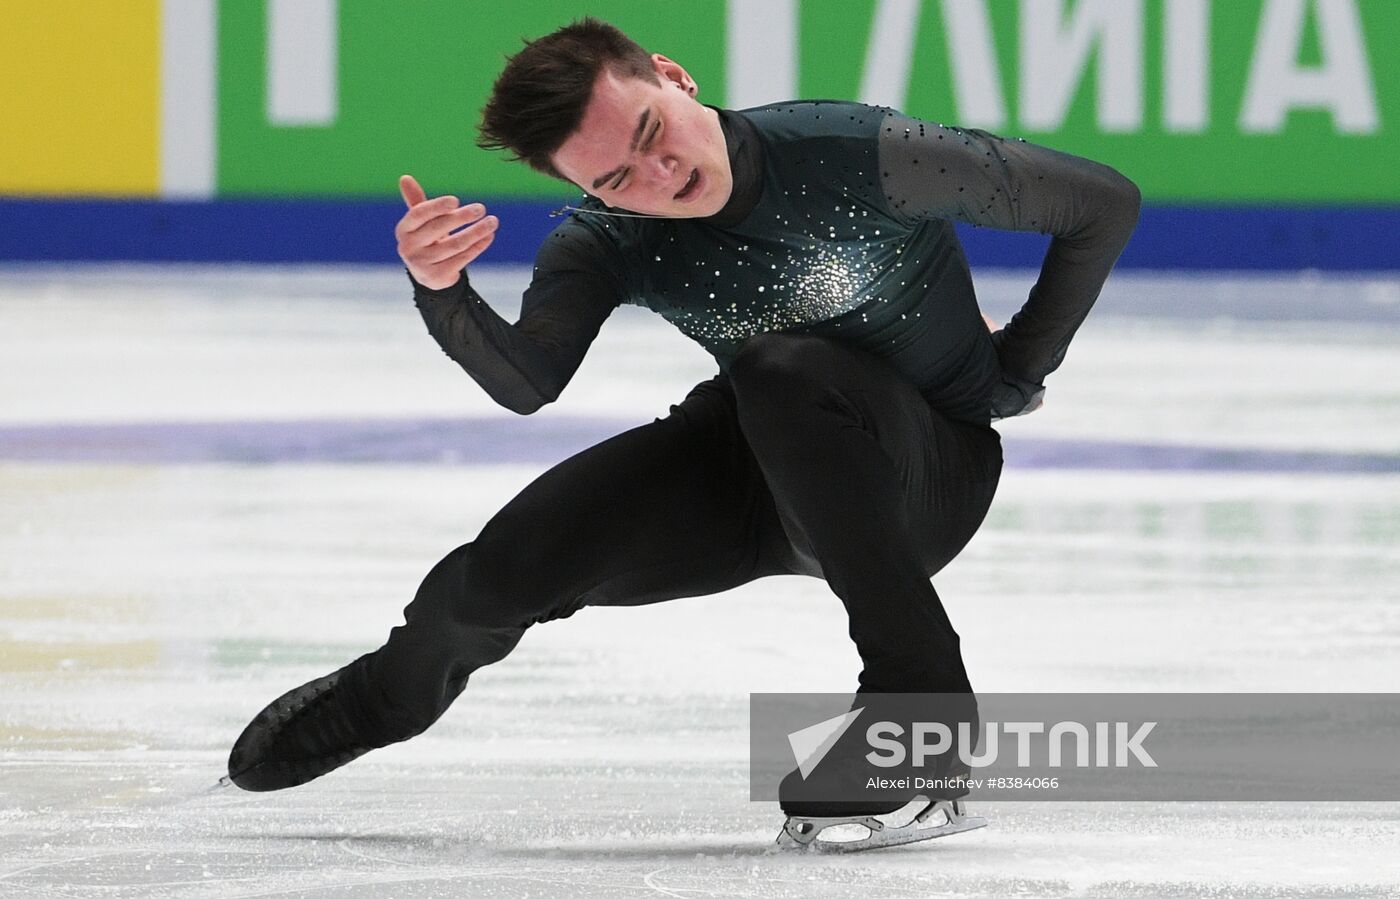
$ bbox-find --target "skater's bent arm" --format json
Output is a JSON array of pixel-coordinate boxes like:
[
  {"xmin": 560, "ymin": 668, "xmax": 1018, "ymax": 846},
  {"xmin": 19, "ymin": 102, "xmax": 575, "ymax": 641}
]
[
  {"xmin": 877, "ymin": 112, "xmax": 1140, "ymax": 390},
  {"xmin": 398, "ymin": 176, "xmax": 622, "ymax": 414},
  {"xmin": 410, "ymin": 271, "xmax": 617, "ymax": 415}
]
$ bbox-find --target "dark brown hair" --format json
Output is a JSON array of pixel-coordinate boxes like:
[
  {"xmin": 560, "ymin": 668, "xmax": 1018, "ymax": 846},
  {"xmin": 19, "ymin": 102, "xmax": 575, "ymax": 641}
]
[{"xmin": 478, "ymin": 18, "xmax": 657, "ymax": 180}]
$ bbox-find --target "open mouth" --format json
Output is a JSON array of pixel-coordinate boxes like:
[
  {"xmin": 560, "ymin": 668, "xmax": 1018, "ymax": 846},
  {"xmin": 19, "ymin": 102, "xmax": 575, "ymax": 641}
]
[{"xmin": 674, "ymin": 168, "xmax": 701, "ymax": 201}]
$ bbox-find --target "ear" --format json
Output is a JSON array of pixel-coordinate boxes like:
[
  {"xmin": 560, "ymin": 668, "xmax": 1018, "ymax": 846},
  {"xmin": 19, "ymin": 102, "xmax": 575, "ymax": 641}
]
[{"xmin": 651, "ymin": 53, "xmax": 697, "ymax": 96}]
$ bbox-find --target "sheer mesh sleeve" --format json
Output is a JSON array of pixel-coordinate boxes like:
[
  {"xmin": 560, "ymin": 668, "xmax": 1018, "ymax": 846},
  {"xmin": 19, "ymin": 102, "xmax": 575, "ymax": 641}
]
[
  {"xmin": 411, "ymin": 220, "xmax": 624, "ymax": 414},
  {"xmin": 878, "ymin": 110, "xmax": 1140, "ymax": 388}
]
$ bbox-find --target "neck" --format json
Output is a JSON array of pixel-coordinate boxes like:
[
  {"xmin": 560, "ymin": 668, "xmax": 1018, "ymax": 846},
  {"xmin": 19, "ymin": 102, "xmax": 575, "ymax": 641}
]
[{"xmin": 700, "ymin": 107, "xmax": 764, "ymax": 228}]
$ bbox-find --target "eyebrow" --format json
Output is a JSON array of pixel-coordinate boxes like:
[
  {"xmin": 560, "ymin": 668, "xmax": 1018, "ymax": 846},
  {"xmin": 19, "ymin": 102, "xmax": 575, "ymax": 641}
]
[{"xmin": 591, "ymin": 107, "xmax": 652, "ymax": 190}]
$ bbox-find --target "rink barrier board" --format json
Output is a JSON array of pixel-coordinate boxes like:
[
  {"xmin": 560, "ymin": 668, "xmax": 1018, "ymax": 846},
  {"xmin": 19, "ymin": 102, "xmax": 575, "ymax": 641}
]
[
  {"xmin": 6, "ymin": 1, "xmax": 1399, "ymax": 205},
  {"xmin": 1, "ymin": 199, "xmax": 1398, "ymax": 270}
]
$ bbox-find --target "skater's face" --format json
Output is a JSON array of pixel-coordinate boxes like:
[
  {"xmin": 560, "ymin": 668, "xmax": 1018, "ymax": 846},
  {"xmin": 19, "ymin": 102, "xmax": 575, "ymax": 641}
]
[{"xmin": 552, "ymin": 55, "xmax": 734, "ymax": 218}]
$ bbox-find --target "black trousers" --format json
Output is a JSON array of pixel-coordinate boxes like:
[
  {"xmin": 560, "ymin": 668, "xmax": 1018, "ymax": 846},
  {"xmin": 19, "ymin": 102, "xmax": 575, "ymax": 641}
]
[{"xmin": 357, "ymin": 332, "xmax": 1002, "ymax": 743}]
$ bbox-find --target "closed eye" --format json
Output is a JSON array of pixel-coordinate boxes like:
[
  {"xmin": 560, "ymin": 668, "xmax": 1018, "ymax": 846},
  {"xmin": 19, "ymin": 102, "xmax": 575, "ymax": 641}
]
[{"xmin": 610, "ymin": 119, "xmax": 663, "ymax": 191}]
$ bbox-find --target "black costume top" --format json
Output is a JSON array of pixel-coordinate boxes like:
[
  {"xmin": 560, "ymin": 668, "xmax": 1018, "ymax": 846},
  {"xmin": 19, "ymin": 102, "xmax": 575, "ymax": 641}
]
[{"xmin": 412, "ymin": 100, "xmax": 1140, "ymax": 424}]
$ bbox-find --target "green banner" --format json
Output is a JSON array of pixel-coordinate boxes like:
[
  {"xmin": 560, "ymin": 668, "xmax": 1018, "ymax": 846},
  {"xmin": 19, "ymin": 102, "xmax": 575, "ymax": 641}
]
[{"xmin": 216, "ymin": 0, "xmax": 1398, "ymax": 203}]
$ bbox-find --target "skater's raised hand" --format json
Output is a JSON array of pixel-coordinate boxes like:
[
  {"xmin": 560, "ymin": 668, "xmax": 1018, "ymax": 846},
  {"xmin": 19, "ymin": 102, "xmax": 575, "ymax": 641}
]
[{"xmin": 396, "ymin": 174, "xmax": 499, "ymax": 290}]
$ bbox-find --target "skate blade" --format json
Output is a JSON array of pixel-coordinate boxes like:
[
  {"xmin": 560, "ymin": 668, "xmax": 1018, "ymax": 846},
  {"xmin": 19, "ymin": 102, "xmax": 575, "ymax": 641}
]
[{"xmin": 774, "ymin": 799, "xmax": 987, "ymax": 854}]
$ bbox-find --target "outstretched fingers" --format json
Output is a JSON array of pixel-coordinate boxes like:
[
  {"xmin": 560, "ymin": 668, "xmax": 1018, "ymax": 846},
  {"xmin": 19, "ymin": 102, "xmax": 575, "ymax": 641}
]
[
  {"xmin": 416, "ymin": 203, "xmax": 488, "ymax": 244},
  {"xmin": 397, "ymin": 194, "xmax": 462, "ymax": 236},
  {"xmin": 425, "ymin": 216, "xmax": 498, "ymax": 264},
  {"xmin": 434, "ymin": 231, "xmax": 497, "ymax": 272},
  {"xmin": 395, "ymin": 174, "xmax": 500, "ymax": 288}
]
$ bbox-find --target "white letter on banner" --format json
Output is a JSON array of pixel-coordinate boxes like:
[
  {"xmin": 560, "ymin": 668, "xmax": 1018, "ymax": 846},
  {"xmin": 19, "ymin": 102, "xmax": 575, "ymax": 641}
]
[
  {"xmin": 727, "ymin": 0, "xmax": 798, "ymax": 108},
  {"xmin": 859, "ymin": 0, "xmax": 923, "ymax": 108},
  {"xmin": 267, "ymin": 0, "xmax": 338, "ymax": 126},
  {"xmin": 1164, "ymin": 0, "xmax": 1210, "ymax": 132},
  {"xmin": 942, "ymin": 0, "xmax": 1008, "ymax": 128},
  {"xmin": 1020, "ymin": 0, "xmax": 1144, "ymax": 131},
  {"xmin": 1240, "ymin": 0, "xmax": 1378, "ymax": 134},
  {"xmin": 160, "ymin": 0, "xmax": 217, "ymax": 198}
]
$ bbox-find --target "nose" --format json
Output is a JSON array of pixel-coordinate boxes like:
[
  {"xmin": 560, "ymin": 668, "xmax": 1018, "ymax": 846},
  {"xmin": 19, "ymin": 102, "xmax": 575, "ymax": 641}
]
[{"xmin": 641, "ymin": 152, "xmax": 677, "ymax": 187}]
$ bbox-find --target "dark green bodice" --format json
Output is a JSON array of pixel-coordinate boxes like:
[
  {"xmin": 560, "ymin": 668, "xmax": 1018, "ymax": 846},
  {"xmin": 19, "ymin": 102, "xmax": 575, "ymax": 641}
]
[
  {"xmin": 564, "ymin": 102, "xmax": 996, "ymax": 420},
  {"xmin": 414, "ymin": 100, "xmax": 1140, "ymax": 423}
]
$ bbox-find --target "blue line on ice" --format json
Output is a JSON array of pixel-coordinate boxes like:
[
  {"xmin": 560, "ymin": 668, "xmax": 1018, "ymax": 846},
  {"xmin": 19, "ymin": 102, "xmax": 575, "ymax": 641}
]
[{"xmin": 1, "ymin": 418, "xmax": 1396, "ymax": 473}]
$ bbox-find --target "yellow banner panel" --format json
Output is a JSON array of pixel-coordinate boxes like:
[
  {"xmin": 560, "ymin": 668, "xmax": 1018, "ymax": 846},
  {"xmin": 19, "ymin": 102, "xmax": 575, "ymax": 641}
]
[{"xmin": 0, "ymin": 0, "xmax": 159, "ymax": 196}]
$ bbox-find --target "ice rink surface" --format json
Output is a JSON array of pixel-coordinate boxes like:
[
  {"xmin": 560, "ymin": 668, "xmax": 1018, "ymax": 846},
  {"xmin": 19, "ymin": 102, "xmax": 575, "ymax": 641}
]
[{"xmin": 1, "ymin": 264, "xmax": 1398, "ymax": 897}]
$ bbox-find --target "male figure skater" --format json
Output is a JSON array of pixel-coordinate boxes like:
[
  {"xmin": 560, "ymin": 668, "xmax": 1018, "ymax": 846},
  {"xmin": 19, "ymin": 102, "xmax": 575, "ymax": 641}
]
[{"xmin": 228, "ymin": 18, "xmax": 1138, "ymax": 846}]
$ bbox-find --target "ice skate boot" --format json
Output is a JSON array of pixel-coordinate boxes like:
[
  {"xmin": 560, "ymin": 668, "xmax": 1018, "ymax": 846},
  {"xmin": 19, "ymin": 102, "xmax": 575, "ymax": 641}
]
[{"xmin": 226, "ymin": 655, "xmax": 391, "ymax": 792}]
